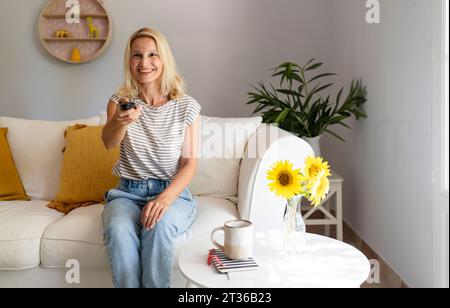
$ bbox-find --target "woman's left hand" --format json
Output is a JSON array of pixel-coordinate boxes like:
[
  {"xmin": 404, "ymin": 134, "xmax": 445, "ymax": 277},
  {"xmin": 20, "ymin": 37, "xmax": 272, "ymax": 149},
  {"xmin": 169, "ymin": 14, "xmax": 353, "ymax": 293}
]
[{"xmin": 141, "ymin": 197, "xmax": 171, "ymax": 230}]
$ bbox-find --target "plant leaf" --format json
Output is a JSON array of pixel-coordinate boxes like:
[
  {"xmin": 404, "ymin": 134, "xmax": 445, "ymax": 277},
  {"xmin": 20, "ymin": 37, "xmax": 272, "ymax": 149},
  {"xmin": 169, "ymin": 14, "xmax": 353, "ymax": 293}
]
[
  {"xmin": 311, "ymin": 83, "xmax": 333, "ymax": 95},
  {"xmin": 305, "ymin": 62, "xmax": 323, "ymax": 71},
  {"xmin": 305, "ymin": 58, "xmax": 316, "ymax": 67},
  {"xmin": 325, "ymin": 129, "xmax": 346, "ymax": 142},
  {"xmin": 275, "ymin": 109, "xmax": 290, "ymax": 124}
]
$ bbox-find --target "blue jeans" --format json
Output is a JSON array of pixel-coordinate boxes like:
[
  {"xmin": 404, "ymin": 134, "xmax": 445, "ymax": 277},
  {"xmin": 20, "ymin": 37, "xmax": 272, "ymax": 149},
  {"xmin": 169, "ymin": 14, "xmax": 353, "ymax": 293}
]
[{"xmin": 102, "ymin": 177, "xmax": 197, "ymax": 288}]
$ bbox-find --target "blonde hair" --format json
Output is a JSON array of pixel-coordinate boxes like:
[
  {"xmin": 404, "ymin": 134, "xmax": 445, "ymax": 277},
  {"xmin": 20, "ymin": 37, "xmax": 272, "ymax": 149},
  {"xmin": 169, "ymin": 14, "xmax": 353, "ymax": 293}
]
[{"xmin": 117, "ymin": 28, "xmax": 185, "ymax": 100}]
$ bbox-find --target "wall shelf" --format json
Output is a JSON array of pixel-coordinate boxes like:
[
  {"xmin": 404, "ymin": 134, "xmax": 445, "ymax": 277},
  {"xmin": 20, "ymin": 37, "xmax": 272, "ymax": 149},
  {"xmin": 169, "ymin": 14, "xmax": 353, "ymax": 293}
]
[
  {"xmin": 39, "ymin": 0, "xmax": 113, "ymax": 64},
  {"xmin": 42, "ymin": 14, "xmax": 108, "ymax": 18}
]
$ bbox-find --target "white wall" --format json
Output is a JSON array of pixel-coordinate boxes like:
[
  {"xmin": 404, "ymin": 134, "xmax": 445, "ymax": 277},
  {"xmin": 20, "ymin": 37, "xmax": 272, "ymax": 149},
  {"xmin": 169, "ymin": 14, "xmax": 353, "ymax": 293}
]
[
  {"xmin": 0, "ymin": 0, "xmax": 332, "ymax": 120},
  {"xmin": 322, "ymin": 0, "xmax": 435, "ymax": 287}
]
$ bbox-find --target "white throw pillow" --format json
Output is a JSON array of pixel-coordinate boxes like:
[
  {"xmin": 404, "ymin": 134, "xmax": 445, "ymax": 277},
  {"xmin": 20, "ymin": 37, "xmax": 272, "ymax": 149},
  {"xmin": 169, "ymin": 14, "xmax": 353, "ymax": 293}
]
[
  {"xmin": 0, "ymin": 116, "xmax": 100, "ymax": 201},
  {"xmin": 188, "ymin": 116, "xmax": 262, "ymax": 198}
]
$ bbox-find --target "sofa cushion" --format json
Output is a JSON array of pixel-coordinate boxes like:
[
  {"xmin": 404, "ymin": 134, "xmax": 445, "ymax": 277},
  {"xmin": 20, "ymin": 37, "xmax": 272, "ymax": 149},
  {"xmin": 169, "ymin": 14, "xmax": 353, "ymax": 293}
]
[
  {"xmin": 188, "ymin": 116, "xmax": 262, "ymax": 198},
  {"xmin": 0, "ymin": 128, "xmax": 30, "ymax": 201},
  {"xmin": 48, "ymin": 125, "xmax": 120, "ymax": 215},
  {"xmin": 40, "ymin": 196, "xmax": 239, "ymax": 269},
  {"xmin": 0, "ymin": 116, "xmax": 100, "ymax": 201},
  {"xmin": 0, "ymin": 200, "xmax": 64, "ymax": 270},
  {"xmin": 181, "ymin": 196, "xmax": 239, "ymax": 239}
]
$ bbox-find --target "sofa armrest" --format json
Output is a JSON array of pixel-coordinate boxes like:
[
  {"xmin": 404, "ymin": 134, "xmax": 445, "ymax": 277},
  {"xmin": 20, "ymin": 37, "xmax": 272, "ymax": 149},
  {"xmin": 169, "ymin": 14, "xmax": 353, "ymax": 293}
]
[{"xmin": 238, "ymin": 124, "xmax": 314, "ymax": 231}]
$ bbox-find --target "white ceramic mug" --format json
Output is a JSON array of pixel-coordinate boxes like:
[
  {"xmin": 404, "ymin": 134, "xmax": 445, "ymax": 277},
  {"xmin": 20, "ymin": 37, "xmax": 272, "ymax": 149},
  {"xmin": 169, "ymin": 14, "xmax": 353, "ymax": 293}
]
[{"xmin": 210, "ymin": 220, "xmax": 254, "ymax": 260}]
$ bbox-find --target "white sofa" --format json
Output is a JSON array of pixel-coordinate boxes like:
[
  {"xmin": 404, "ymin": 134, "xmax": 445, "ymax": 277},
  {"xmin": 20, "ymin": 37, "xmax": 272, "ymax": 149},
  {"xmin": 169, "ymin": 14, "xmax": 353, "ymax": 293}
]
[{"xmin": 0, "ymin": 113, "xmax": 313, "ymax": 288}]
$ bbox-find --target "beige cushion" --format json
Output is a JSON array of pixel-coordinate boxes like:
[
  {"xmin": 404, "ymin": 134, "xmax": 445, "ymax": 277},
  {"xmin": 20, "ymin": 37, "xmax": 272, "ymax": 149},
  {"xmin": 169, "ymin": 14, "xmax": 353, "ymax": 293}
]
[
  {"xmin": 182, "ymin": 196, "xmax": 239, "ymax": 239},
  {"xmin": 0, "ymin": 116, "xmax": 100, "ymax": 201},
  {"xmin": 0, "ymin": 201, "xmax": 64, "ymax": 270},
  {"xmin": 41, "ymin": 204, "xmax": 108, "ymax": 269},
  {"xmin": 40, "ymin": 196, "xmax": 238, "ymax": 269},
  {"xmin": 189, "ymin": 116, "xmax": 262, "ymax": 198}
]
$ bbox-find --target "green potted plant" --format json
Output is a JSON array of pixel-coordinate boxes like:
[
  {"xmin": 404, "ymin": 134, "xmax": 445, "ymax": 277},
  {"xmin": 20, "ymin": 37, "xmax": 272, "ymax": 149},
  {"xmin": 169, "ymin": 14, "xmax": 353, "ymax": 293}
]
[{"xmin": 247, "ymin": 59, "xmax": 368, "ymax": 156}]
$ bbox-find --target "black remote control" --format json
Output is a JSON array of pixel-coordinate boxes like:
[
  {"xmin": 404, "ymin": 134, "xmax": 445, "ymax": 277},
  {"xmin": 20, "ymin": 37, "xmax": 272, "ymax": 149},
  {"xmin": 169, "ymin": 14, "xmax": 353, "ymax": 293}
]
[{"xmin": 119, "ymin": 101, "xmax": 137, "ymax": 111}]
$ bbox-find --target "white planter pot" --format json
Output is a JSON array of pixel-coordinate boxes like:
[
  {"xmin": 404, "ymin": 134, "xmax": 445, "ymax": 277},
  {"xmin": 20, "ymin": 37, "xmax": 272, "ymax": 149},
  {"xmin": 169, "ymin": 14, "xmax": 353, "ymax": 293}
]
[{"xmin": 302, "ymin": 135, "xmax": 322, "ymax": 157}]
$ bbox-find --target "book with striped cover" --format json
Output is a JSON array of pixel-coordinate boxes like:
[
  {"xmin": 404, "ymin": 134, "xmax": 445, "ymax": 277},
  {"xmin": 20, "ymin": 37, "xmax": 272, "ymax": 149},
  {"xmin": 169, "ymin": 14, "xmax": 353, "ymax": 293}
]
[{"xmin": 209, "ymin": 249, "xmax": 260, "ymax": 273}]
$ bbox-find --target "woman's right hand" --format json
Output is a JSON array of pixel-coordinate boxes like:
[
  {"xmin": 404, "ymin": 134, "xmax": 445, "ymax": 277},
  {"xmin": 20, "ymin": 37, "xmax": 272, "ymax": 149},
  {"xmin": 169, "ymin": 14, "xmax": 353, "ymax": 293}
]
[{"xmin": 111, "ymin": 97, "xmax": 142, "ymax": 126}]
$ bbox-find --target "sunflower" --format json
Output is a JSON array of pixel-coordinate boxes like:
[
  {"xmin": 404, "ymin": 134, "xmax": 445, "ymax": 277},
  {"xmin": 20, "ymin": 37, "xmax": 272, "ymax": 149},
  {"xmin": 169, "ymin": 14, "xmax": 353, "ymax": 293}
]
[
  {"xmin": 308, "ymin": 169, "xmax": 330, "ymax": 206},
  {"xmin": 303, "ymin": 156, "xmax": 331, "ymax": 179},
  {"xmin": 266, "ymin": 160, "xmax": 303, "ymax": 199}
]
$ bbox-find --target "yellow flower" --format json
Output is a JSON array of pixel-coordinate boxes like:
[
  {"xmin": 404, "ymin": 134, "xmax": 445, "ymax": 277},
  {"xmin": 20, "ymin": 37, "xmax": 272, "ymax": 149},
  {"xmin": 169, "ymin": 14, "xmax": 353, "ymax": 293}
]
[
  {"xmin": 303, "ymin": 156, "xmax": 331, "ymax": 179},
  {"xmin": 266, "ymin": 160, "xmax": 303, "ymax": 199},
  {"xmin": 308, "ymin": 169, "xmax": 330, "ymax": 206}
]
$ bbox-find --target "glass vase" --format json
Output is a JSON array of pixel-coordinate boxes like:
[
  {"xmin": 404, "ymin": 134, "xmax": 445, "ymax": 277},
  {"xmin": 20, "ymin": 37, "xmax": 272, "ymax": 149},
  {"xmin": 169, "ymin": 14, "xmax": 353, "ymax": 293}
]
[{"xmin": 282, "ymin": 196, "xmax": 307, "ymax": 254}]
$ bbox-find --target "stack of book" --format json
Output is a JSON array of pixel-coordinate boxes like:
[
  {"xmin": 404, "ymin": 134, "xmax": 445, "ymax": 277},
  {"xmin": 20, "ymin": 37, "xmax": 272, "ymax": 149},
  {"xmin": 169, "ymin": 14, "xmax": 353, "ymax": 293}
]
[{"xmin": 208, "ymin": 249, "xmax": 259, "ymax": 273}]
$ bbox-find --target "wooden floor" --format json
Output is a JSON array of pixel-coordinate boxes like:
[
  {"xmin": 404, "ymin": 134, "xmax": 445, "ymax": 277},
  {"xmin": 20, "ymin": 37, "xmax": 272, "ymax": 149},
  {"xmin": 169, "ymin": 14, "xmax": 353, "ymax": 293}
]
[{"xmin": 307, "ymin": 223, "xmax": 408, "ymax": 288}]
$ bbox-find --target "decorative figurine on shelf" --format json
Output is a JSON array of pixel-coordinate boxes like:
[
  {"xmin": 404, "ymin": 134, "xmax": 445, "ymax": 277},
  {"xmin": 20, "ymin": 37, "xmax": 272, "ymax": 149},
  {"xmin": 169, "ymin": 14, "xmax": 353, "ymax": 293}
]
[
  {"xmin": 70, "ymin": 47, "xmax": 81, "ymax": 62},
  {"xmin": 86, "ymin": 16, "xmax": 99, "ymax": 39},
  {"xmin": 54, "ymin": 29, "xmax": 71, "ymax": 38}
]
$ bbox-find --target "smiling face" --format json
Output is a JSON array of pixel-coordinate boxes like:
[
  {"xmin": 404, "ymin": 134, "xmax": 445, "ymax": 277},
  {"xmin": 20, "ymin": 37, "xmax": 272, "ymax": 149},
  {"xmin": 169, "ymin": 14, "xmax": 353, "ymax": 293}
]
[{"xmin": 130, "ymin": 37, "xmax": 163, "ymax": 85}]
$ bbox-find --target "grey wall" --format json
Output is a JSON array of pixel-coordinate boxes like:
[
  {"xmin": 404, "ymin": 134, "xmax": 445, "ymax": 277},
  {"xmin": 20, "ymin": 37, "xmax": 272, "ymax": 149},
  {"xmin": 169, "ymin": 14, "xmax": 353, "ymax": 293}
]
[
  {"xmin": 0, "ymin": 0, "xmax": 332, "ymax": 120},
  {"xmin": 322, "ymin": 0, "xmax": 434, "ymax": 287}
]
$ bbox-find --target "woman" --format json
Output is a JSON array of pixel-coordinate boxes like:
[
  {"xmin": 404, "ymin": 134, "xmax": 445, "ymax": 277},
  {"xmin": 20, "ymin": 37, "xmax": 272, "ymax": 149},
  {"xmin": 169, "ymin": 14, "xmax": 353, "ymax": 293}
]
[{"xmin": 101, "ymin": 28, "xmax": 201, "ymax": 288}]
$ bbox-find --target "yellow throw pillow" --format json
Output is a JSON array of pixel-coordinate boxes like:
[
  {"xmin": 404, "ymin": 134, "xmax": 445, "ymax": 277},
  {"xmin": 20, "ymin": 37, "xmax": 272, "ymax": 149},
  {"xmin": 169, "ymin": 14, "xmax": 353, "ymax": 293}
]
[
  {"xmin": 48, "ymin": 124, "xmax": 119, "ymax": 214},
  {"xmin": 0, "ymin": 128, "xmax": 30, "ymax": 201}
]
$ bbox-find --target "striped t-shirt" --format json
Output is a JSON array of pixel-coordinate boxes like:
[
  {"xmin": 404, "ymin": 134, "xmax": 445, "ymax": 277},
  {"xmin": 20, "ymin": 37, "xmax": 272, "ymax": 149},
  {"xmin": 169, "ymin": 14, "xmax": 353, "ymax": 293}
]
[{"xmin": 109, "ymin": 94, "xmax": 201, "ymax": 180}]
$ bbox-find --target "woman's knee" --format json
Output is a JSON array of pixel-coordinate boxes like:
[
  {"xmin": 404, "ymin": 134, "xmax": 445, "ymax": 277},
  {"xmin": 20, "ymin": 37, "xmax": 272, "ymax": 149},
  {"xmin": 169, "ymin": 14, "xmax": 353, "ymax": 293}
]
[
  {"xmin": 153, "ymin": 205, "xmax": 195, "ymax": 238},
  {"xmin": 150, "ymin": 218, "xmax": 177, "ymax": 239}
]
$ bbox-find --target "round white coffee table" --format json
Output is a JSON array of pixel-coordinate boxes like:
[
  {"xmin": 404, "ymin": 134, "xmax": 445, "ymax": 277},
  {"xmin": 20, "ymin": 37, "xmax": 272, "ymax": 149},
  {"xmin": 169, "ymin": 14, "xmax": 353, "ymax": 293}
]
[{"xmin": 178, "ymin": 231, "xmax": 370, "ymax": 288}]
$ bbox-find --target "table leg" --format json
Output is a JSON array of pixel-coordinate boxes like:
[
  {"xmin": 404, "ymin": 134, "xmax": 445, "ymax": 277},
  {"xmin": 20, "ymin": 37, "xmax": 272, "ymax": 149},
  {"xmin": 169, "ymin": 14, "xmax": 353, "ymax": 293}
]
[
  {"xmin": 186, "ymin": 280, "xmax": 200, "ymax": 288},
  {"xmin": 336, "ymin": 185, "xmax": 343, "ymax": 241},
  {"xmin": 324, "ymin": 197, "xmax": 331, "ymax": 238}
]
